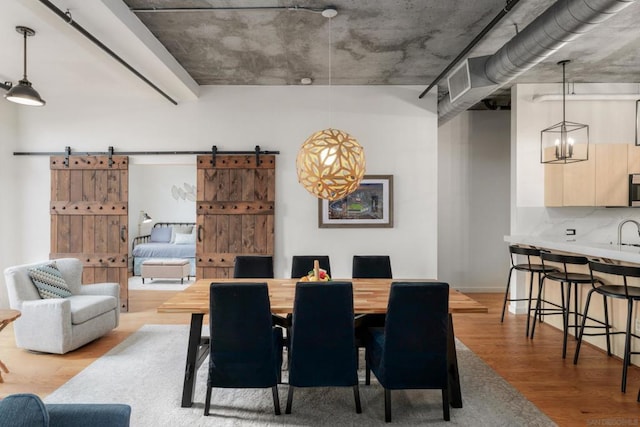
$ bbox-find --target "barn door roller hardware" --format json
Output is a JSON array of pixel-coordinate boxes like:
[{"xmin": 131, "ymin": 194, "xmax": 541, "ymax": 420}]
[{"xmin": 14, "ymin": 146, "xmax": 281, "ymax": 168}]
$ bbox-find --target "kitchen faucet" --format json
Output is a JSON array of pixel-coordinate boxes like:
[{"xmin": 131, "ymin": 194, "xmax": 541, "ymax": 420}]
[{"xmin": 617, "ymin": 219, "xmax": 640, "ymax": 247}]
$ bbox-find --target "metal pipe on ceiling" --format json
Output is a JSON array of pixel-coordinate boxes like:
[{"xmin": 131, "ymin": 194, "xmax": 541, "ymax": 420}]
[
  {"xmin": 36, "ymin": 0, "xmax": 178, "ymax": 105},
  {"xmin": 418, "ymin": 0, "xmax": 521, "ymax": 100},
  {"xmin": 129, "ymin": 6, "xmax": 326, "ymax": 13}
]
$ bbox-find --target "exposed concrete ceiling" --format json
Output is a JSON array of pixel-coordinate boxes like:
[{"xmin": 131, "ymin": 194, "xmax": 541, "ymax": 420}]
[
  {"xmin": 121, "ymin": 0, "xmax": 640, "ymax": 108},
  {"xmin": 1, "ymin": 0, "xmax": 639, "ymax": 119}
]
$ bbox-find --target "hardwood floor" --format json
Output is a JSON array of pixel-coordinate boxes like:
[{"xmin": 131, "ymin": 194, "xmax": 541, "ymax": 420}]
[{"xmin": 1, "ymin": 291, "xmax": 638, "ymax": 426}]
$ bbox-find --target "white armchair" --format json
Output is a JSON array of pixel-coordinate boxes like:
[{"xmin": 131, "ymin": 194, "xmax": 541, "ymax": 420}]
[{"xmin": 4, "ymin": 258, "xmax": 120, "ymax": 354}]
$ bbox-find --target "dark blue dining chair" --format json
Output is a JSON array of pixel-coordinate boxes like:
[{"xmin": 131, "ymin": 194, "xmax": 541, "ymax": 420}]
[
  {"xmin": 353, "ymin": 255, "xmax": 392, "ymax": 331},
  {"xmin": 204, "ymin": 282, "xmax": 283, "ymax": 416},
  {"xmin": 290, "ymin": 255, "xmax": 332, "ymax": 278},
  {"xmin": 233, "ymin": 256, "xmax": 274, "ymax": 278},
  {"xmin": 285, "ymin": 281, "xmax": 362, "ymax": 415},
  {"xmin": 365, "ymin": 281, "xmax": 450, "ymax": 422},
  {"xmin": 352, "ymin": 255, "xmax": 392, "ymax": 279}
]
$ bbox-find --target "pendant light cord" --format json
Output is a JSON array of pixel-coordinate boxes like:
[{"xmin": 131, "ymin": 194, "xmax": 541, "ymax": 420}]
[
  {"xmin": 562, "ymin": 61, "xmax": 566, "ymax": 122},
  {"xmin": 329, "ymin": 15, "xmax": 333, "ymax": 127}
]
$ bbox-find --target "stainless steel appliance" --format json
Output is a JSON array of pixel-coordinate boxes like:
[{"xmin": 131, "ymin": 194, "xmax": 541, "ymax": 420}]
[{"xmin": 629, "ymin": 174, "xmax": 640, "ymax": 206}]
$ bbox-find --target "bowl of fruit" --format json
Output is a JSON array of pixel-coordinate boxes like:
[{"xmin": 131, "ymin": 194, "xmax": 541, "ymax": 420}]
[
  {"xmin": 299, "ymin": 268, "xmax": 331, "ymax": 282},
  {"xmin": 298, "ymin": 259, "xmax": 331, "ymax": 282}
]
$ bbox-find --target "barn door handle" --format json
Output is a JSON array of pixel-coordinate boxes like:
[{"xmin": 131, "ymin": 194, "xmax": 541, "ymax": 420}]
[
  {"xmin": 197, "ymin": 225, "xmax": 203, "ymax": 242},
  {"xmin": 120, "ymin": 226, "xmax": 126, "ymax": 242}
]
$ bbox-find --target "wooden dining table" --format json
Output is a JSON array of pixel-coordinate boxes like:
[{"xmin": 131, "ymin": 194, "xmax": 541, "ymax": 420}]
[{"xmin": 157, "ymin": 278, "xmax": 488, "ymax": 409}]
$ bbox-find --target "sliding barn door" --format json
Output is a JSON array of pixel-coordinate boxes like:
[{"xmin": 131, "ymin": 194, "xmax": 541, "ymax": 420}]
[
  {"xmin": 50, "ymin": 155, "xmax": 129, "ymax": 311},
  {"xmin": 196, "ymin": 155, "xmax": 275, "ymax": 278}
]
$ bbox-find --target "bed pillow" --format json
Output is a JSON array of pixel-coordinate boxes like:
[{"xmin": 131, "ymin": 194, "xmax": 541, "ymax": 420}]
[
  {"xmin": 28, "ymin": 262, "xmax": 73, "ymax": 299},
  {"xmin": 150, "ymin": 227, "xmax": 172, "ymax": 243},
  {"xmin": 174, "ymin": 232, "xmax": 196, "ymax": 245},
  {"xmin": 170, "ymin": 225, "xmax": 194, "ymax": 243}
]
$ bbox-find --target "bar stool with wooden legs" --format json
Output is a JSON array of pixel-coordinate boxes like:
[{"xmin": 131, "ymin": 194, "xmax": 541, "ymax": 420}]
[
  {"xmin": 531, "ymin": 253, "xmax": 610, "ymax": 359},
  {"xmin": 501, "ymin": 245, "xmax": 559, "ymax": 337},
  {"xmin": 574, "ymin": 260, "xmax": 640, "ymax": 393}
]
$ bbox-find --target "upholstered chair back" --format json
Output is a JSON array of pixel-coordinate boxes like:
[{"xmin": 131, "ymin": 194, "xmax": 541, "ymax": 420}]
[
  {"xmin": 208, "ymin": 282, "xmax": 282, "ymax": 388},
  {"xmin": 233, "ymin": 256, "xmax": 274, "ymax": 279},
  {"xmin": 288, "ymin": 281, "xmax": 358, "ymax": 387},
  {"xmin": 379, "ymin": 282, "xmax": 449, "ymax": 389},
  {"xmin": 352, "ymin": 255, "xmax": 392, "ymax": 278},
  {"xmin": 4, "ymin": 258, "xmax": 84, "ymax": 308},
  {"xmin": 290, "ymin": 255, "xmax": 331, "ymax": 278}
]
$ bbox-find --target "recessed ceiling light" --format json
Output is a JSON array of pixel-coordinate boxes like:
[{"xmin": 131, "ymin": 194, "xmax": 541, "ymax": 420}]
[
  {"xmin": 300, "ymin": 77, "xmax": 313, "ymax": 85},
  {"xmin": 321, "ymin": 7, "xmax": 338, "ymax": 18}
]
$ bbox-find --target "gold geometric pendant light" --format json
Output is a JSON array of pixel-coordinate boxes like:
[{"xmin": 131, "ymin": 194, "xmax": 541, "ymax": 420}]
[
  {"xmin": 296, "ymin": 128, "xmax": 366, "ymax": 200},
  {"xmin": 295, "ymin": 7, "xmax": 366, "ymax": 200}
]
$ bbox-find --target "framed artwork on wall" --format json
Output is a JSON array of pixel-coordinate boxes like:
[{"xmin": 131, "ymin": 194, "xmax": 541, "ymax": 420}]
[{"xmin": 318, "ymin": 174, "xmax": 394, "ymax": 228}]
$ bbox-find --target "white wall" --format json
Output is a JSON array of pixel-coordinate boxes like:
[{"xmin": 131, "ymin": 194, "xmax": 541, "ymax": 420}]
[
  {"xmin": 512, "ymin": 83, "xmax": 639, "ymax": 241},
  {"xmin": 438, "ymin": 110, "xmax": 511, "ymax": 292},
  {"xmin": 0, "ymin": 100, "xmax": 20, "ymax": 307},
  {"xmin": 2, "ymin": 85, "xmax": 438, "ymax": 293}
]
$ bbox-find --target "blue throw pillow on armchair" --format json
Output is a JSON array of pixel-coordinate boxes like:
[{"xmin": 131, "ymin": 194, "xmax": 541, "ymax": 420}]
[{"xmin": 149, "ymin": 227, "xmax": 172, "ymax": 243}]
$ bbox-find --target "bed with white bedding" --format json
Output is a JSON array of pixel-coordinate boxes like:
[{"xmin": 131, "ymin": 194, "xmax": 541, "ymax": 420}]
[{"xmin": 131, "ymin": 222, "xmax": 196, "ymax": 276}]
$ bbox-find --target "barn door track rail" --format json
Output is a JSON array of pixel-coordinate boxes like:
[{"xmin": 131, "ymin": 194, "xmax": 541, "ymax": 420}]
[{"xmin": 14, "ymin": 145, "xmax": 280, "ymax": 168}]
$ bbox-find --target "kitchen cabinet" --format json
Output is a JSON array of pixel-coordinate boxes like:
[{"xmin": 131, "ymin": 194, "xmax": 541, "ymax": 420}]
[
  {"xmin": 628, "ymin": 145, "xmax": 640, "ymax": 174},
  {"xmin": 544, "ymin": 144, "xmax": 631, "ymax": 207},
  {"xmin": 544, "ymin": 148, "xmax": 564, "ymax": 207},
  {"xmin": 595, "ymin": 144, "xmax": 628, "ymax": 206},
  {"xmin": 562, "ymin": 144, "xmax": 595, "ymax": 206}
]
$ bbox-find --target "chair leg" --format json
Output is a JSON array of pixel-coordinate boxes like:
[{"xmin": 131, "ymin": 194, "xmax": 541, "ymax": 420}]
[
  {"xmin": 561, "ymin": 282, "xmax": 569, "ymax": 359},
  {"xmin": 285, "ymin": 385, "xmax": 294, "ymax": 414},
  {"xmin": 573, "ymin": 289, "xmax": 594, "ymax": 365},
  {"xmin": 365, "ymin": 357, "xmax": 371, "ymax": 385},
  {"xmin": 384, "ymin": 388, "xmax": 391, "ymax": 423},
  {"xmin": 500, "ymin": 267, "xmax": 515, "ymax": 323},
  {"xmin": 204, "ymin": 385, "xmax": 212, "ymax": 416},
  {"xmin": 272, "ymin": 385, "xmax": 281, "ymax": 415},
  {"xmin": 530, "ymin": 279, "xmax": 545, "ymax": 339},
  {"xmin": 525, "ymin": 271, "xmax": 535, "ymax": 337},
  {"xmin": 621, "ymin": 299, "xmax": 634, "ymax": 393},
  {"xmin": 353, "ymin": 385, "xmax": 362, "ymax": 414},
  {"xmin": 603, "ymin": 295, "xmax": 612, "ymax": 356},
  {"xmin": 442, "ymin": 388, "xmax": 450, "ymax": 421}
]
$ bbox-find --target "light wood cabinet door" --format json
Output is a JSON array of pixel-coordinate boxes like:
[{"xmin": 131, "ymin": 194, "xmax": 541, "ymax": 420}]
[
  {"xmin": 595, "ymin": 144, "xmax": 628, "ymax": 206},
  {"xmin": 628, "ymin": 145, "xmax": 640, "ymax": 174},
  {"xmin": 544, "ymin": 152, "xmax": 564, "ymax": 207},
  {"xmin": 563, "ymin": 144, "xmax": 595, "ymax": 206}
]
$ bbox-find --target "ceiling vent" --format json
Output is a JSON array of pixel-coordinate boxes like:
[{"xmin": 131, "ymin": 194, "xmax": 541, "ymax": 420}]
[{"xmin": 447, "ymin": 60, "xmax": 471, "ymax": 103}]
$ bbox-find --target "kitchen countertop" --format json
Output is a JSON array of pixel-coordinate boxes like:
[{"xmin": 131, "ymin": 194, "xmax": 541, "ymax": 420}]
[{"xmin": 505, "ymin": 235, "xmax": 640, "ymax": 265}]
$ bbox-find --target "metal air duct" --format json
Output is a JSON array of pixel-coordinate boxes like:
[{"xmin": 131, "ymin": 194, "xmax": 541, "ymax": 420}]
[{"xmin": 438, "ymin": 0, "xmax": 636, "ymax": 124}]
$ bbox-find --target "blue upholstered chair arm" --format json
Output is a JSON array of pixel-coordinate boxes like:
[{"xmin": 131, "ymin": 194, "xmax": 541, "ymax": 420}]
[
  {"xmin": 0, "ymin": 394, "xmax": 131, "ymax": 427},
  {"xmin": 47, "ymin": 403, "xmax": 131, "ymax": 427}
]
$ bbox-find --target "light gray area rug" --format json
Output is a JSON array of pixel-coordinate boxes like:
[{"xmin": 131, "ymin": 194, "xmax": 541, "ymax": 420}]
[
  {"xmin": 45, "ymin": 325, "xmax": 556, "ymax": 426},
  {"xmin": 128, "ymin": 276, "xmax": 194, "ymax": 291}
]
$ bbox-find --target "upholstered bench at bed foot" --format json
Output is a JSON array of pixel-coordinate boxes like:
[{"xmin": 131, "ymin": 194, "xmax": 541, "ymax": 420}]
[{"xmin": 141, "ymin": 259, "xmax": 191, "ymax": 284}]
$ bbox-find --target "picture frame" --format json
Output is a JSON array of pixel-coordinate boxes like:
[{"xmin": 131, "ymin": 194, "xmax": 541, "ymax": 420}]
[{"xmin": 318, "ymin": 174, "xmax": 394, "ymax": 228}]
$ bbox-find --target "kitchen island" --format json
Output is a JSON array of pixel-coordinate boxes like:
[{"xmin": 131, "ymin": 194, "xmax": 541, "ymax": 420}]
[
  {"xmin": 503, "ymin": 235, "xmax": 640, "ymax": 371},
  {"xmin": 505, "ymin": 235, "xmax": 640, "ymax": 264}
]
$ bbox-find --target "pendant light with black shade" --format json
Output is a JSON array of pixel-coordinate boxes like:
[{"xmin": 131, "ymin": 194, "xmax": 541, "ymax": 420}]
[{"xmin": 2, "ymin": 26, "xmax": 46, "ymax": 107}]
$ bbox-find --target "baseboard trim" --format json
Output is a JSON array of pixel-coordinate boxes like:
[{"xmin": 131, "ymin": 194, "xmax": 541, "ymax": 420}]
[{"xmin": 454, "ymin": 287, "xmax": 503, "ymax": 294}]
